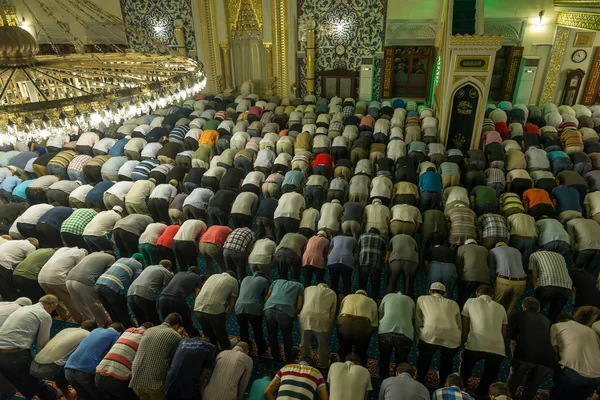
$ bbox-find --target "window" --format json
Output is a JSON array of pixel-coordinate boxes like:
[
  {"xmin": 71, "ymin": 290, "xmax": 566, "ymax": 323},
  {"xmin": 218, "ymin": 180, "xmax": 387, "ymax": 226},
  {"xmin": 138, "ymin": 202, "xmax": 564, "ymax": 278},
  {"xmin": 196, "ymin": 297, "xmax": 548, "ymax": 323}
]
[{"xmin": 388, "ymin": 46, "xmax": 433, "ymax": 101}]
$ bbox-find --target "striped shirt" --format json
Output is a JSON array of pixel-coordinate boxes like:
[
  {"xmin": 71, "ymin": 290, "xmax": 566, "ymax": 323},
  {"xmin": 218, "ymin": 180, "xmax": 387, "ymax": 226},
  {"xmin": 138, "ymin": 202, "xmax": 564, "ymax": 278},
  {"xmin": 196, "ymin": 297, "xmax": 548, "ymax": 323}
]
[
  {"xmin": 129, "ymin": 323, "xmax": 182, "ymax": 390},
  {"xmin": 446, "ymin": 206, "xmax": 477, "ymax": 246},
  {"xmin": 95, "ymin": 257, "xmax": 143, "ymax": 294},
  {"xmin": 60, "ymin": 208, "xmax": 97, "ymax": 235},
  {"xmin": 274, "ymin": 364, "xmax": 326, "ymax": 400},
  {"xmin": 477, "ymin": 213, "xmax": 509, "ymax": 239},
  {"xmin": 499, "ymin": 192, "xmax": 525, "ymax": 214},
  {"xmin": 131, "ymin": 159, "xmax": 160, "ymax": 181},
  {"xmin": 203, "ymin": 347, "xmax": 253, "ymax": 400},
  {"xmin": 529, "ymin": 251, "xmax": 573, "ymax": 290},
  {"xmin": 484, "ymin": 167, "xmax": 506, "ymax": 185},
  {"xmin": 48, "ymin": 150, "xmax": 77, "ymax": 168},
  {"xmin": 96, "ymin": 327, "xmax": 147, "ymax": 380},
  {"xmin": 169, "ymin": 125, "xmax": 189, "ymax": 144}
]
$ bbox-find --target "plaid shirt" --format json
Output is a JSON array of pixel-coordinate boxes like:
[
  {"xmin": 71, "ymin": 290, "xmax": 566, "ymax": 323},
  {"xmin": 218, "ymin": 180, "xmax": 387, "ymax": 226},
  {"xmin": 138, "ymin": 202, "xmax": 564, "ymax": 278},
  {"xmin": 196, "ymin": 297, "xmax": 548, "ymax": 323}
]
[
  {"xmin": 60, "ymin": 208, "xmax": 97, "ymax": 235},
  {"xmin": 432, "ymin": 386, "xmax": 475, "ymax": 400},
  {"xmin": 477, "ymin": 213, "xmax": 509, "ymax": 239},
  {"xmin": 358, "ymin": 232, "xmax": 386, "ymax": 267},
  {"xmin": 342, "ymin": 106, "xmax": 355, "ymax": 117},
  {"xmin": 529, "ymin": 251, "xmax": 573, "ymax": 289},
  {"xmin": 67, "ymin": 155, "xmax": 92, "ymax": 171},
  {"xmin": 223, "ymin": 228, "xmax": 254, "ymax": 252}
]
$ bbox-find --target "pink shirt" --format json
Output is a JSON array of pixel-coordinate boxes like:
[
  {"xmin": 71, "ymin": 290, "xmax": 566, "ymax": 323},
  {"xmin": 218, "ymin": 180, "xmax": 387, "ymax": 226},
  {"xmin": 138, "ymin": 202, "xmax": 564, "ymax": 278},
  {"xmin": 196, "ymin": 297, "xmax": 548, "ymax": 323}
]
[{"xmin": 302, "ymin": 235, "xmax": 329, "ymax": 269}]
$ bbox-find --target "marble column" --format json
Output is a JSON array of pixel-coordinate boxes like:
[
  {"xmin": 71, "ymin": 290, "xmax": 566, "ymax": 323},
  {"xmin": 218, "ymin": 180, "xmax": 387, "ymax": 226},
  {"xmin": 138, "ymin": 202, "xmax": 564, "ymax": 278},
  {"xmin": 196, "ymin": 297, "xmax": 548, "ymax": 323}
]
[{"xmin": 220, "ymin": 43, "xmax": 233, "ymax": 92}]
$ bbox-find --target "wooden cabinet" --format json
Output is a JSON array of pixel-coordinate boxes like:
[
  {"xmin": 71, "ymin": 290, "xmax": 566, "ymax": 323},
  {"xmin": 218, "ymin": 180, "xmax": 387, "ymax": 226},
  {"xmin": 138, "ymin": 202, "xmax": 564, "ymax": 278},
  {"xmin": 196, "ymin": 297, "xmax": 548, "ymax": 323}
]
[{"xmin": 320, "ymin": 68, "xmax": 358, "ymax": 99}]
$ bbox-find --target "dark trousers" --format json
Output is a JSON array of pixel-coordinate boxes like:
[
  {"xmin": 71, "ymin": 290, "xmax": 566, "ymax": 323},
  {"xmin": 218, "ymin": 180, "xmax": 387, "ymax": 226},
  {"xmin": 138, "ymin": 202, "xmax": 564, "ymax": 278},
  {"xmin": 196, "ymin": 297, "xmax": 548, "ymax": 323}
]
[
  {"xmin": 460, "ymin": 349, "xmax": 504, "ymax": 396},
  {"xmin": 275, "ymin": 248, "xmax": 302, "ymax": 281},
  {"xmin": 25, "ymin": 187, "xmax": 47, "ymax": 205},
  {"xmin": 457, "ymin": 280, "xmax": 486, "ymax": 309},
  {"xmin": 96, "ymin": 284, "xmax": 133, "ymax": 328},
  {"xmin": 535, "ymin": 286, "xmax": 571, "ymax": 323},
  {"xmin": 358, "ymin": 264, "xmax": 382, "ymax": 301},
  {"xmin": 83, "ymin": 165, "xmax": 103, "ymax": 184},
  {"xmin": 255, "ymin": 217, "xmax": 275, "ymax": 239},
  {"xmin": 507, "ymin": 359, "xmax": 552, "ymax": 400},
  {"xmin": 378, "ymin": 333, "xmax": 412, "ymax": 379},
  {"xmin": 231, "ymin": 213, "xmax": 252, "ymax": 229},
  {"xmin": 509, "ymin": 236, "xmax": 537, "ymax": 268},
  {"xmin": 0, "ymin": 350, "xmax": 58, "ymax": 400},
  {"xmin": 62, "ymin": 232, "xmax": 91, "ymax": 252},
  {"xmin": 172, "ymin": 240, "xmax": 198, "ymax": 272},
  {"xmin": 304, "ymin": 186, "xmax": 324, "ymax": 210},
  {"xmin": 159, "ymin": 296, "xmax": 199, "ymax": 337},
  {"xmin": 35, "ymin": 222, "xmax": 63, "ymax": 248},
  {"xmin": 237, "ymin": 313, "xmax": 266, "ymax": 354},
  {"xmin": 83, "ymin": 235, "xmax": 114, "ymax": 253},
  {"xmin": 128, "ymin": 295, "xmax": 160, "ymax": 326},
  {"xmin": 65, "ymin": 368, "xmax": 104, "ymax": 400},
  {"xmin": 417, "ymin": 340, "xmax": 459, "ymax": 388},
  {"xmin": 157, "ymin": 245, "xmax": 176, "ymax": 266},
  {"xmin": 274, "ymin": 217, "xmax": 300, "ymax": 243},
  {"xmin": 29, "ymin": 361, "xmax": 68, "ymax": 393},
  {"xmin": 207, "ymin": 206, "xmax": 229, "ymax": 227},
  {"xmin": 183, "ymin": 205, "xmax": 206, "ymax": 221},
  {"xmin": 303, "ymin": 265, "xmax": 325, "ymax": 287},
  {"xmin": 337, "ymin": 315, "xmax": 373, "ymax": 366},
  {"xmin": 0, "ymin": 267, "xmax": 17, "ymax": 301},
  {"xmin": 195, "ymin": 311, "xmax": 230, "ymax": 351},
  {"xmin": 16, "ymin": 222, "xmax": 37, "ymax": 240},
  {"xmin": 549, "ymin": 366, "xmax": 600, "ymax": 400},
  {"xmin": 528, "ymin": 203, "xmax": 555, "ymax": 220},
  {"xmin": 328, "ymin": 263, "xmax": 353, "ymax": 295},
  {"xmin": 386, "ymin": 260, "xmax": 418, "ymax": 299},
  {"xmin": 112, "ymin": 228, "xmax": 139, "ymax": 258},
  {"xmin": 95, "ymin": 373, "xmax": 137, "ymax": 400},
  {"xmin": 574, "ymin": 249, "xmax": 600, "ymax": 275},
  {"xmin": 264, "ymin": 308, "xmax": 295, "ymax": 362},
  {"xmin": 223, "ymin": 248, "xmax": 248, "ymax": 280},
  {"xmin": 148, "ymin": 198, "xmax": 170, "ymax": 224},
  {"xmin": 13, "ymin": 275, "xmax": 46, "ymax": 303}
]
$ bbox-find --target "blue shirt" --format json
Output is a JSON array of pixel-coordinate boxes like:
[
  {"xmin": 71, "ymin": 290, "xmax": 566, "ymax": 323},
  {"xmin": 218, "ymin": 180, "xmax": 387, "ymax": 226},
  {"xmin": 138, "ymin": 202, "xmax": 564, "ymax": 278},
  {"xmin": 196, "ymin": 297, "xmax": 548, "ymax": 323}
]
[
  {"xmin": 165, "ymin": 337, "xmax": 216, "ymax": 399},
  {"xmin": 419, "ymin": 171, "xmax": 443, "ymax": 193},
  {"xmin": 108, "ymin": 138, "xmax": 128, "ymax": 157},
  {"xmin": 432, "ymin": 386, "xmax": 475, "ymax": 400},
  {"xmin": 552, "ymin": 186, "xmax": 582, "ymax": 213},
  {"xmin": 328, "ymin": 235, "xmax": 358, "ymax": 268},
  {"xmin": 37, "ymin": 206, "xmax": 73, "ymax": 231},
  {"xmin": 547, "ymin": 151, "xmax": 569, "ymax": 161},
  {"xmin": 282, "ymin": 170, "xmax": 305, "ymax": 188},
  {"xmin": 85, "ymin": 181, "xmax": 114, "ymax": 204},
  {"xmin": 65, "ymin": 328, "xmax": 120, "ymax": 374},
  {"xmin": 0, "ymin": 176, "xmax": 20, "ymax": 192},
  {"xmin": 235, "ymin": 273, "xmax": 269, "ymax": 316},
  {"xmin": 249, "ymin": 377, "xmax": 271, "ymax": 400},
  {"xmin": 95, "ymin": 257, "xmax": 143, "ymax": 294},
  {"xmin": 263, "ymin": 279, "xmax": 303, "ymax": 317},
  {"xmin": 12, "ymin": 179, "xmax": 33, "ymax": 200}
]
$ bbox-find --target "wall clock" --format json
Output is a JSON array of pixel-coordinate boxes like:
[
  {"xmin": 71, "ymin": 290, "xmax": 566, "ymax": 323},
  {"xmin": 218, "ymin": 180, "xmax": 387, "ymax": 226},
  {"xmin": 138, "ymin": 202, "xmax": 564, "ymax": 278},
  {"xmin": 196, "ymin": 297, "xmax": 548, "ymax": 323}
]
[
  {"xmin": 335, "ymin": 44, "xmax": 345, "ymax": 56},
  {"xmin": 572, "ymin": 49, "xmax": 587, "ymax": 63}
]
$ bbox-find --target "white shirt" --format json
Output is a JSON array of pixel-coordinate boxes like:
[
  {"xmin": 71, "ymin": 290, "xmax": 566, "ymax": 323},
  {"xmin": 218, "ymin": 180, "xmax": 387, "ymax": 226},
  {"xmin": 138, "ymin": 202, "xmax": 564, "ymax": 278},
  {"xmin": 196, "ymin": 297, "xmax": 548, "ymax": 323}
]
[
  {"xmin": 584, "ymin": 191, "xmax": 600, "ymax": 217},
  {"xmin": 105, "ymin": 181, "xmax": 135, "ymax": 200},
  {"xmin": 551, "ymin": 320, "xmax": 600, "ymax": 378},
  {"xmin": 443, "ymin": 186, "xmax": 470, "ymax": 206},
  {"xmin": 274, "ymin": 192, "xmax": 305, "ymax": 220},
  {"xmin": 76, "ymin": 132, "xmax": 99, "ymax": 147},
  {"xmin": 248, "ymin": 238, "xmax": 277, "ymax": 265},
  {"xmin": 370, "ymin": 176, "xmax": 393, "ymax": 199},
  {"xmin": 46, "ymin": 134, "xmax": 70, "ymax": 149},
  {"xmin": 327, "ymin": 361, "xmax": 373, "ymax": 400},
  {"xmin": 242, "ymin": 171, "xmax": 265, "ymax": 188},
  {"xmin": 141, "ymin": 143, "xmax": 162, "ymax": 158},
  {"xmin": 38, "ymin": 247, "xmax": 87, "ymax": 285},
  {"xmin": 173, "ymin": 220, "xmax": 207, "ymax": 242},
  {"xmin": 415, "ymin": 294, "xmax": 461, "ymax": 348},
  {"xmin": 93, "ymin": 138, "xmax": 117, "ymax": 153},
  {"xmin": 149, "ymin": 184, "xmax": 177, "ymax": 200},
  {"xmin": 462, "ymin": 295, "xmax": 508, "ymax": 356},
  {"xmin": 299, "ymin": 284, "xmax": 336, "ymax": 332},
  {"xmin": 82, "ymin": 210, "xmax": 121, "ymax": 237},
  {"xmin": 231, "ymin": 192, "xmax": 258, "ymax": 215},
  {"xmin": 69, "ymin": 184, "xmax": 94, "ymax": 203},
  {"xmin": 0, "ymin": 303, "xmax": 52, "ymax": 350},
  {"xmin": 14, "ymin": 204, "xmax": 53, "ymax": 225},
  {"xmin": 317, "ymin": 201, "xmax": 343, "ymax": 232},
  {"xmin": 0, "ymin": 240, "xmax": 36, "ymax": 269},
  {"xmin": 139, "ymin": 223, "xmax": 168, "ymax": 245},
  {"xmin": 0, "ymin": 302, "xmax": 24, "ymax": 327}
]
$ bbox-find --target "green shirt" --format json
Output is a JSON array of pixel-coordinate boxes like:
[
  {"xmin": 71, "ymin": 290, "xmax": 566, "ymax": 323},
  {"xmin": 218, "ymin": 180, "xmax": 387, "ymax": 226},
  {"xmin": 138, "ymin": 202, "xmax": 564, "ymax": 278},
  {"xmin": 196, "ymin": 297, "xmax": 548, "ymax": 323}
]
[
  {"xmin": 471, "ymin": 186, "xmax": 498, "ymax": 207},
  {"xmin": 60, "ymin": 208, "xmax": 98, "ymax": 235},
  {"xmin": 378, "ymin": 292, "xmax": 415, "ymax": 338},
  {"xmin": 263, "ymin": 279, "xmax": 303, "ymax": 317},
  {"xmin": 13, "ymin": 249, "xmax": 56, "ymax": 280},
  {"xmin": 203, "ymin": 120, "xmax": 220, "ymax": 131},
  {"xmin": 248, "ymin": 376, "xmax": 270, "ymax": 400}
]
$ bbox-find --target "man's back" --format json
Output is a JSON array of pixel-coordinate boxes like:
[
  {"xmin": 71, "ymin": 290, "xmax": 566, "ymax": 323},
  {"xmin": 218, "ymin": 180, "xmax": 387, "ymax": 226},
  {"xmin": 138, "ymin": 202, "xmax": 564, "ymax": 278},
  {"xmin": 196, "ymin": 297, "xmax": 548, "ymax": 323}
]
[
  {"xmin": 165, "ymin": 337, "xmax": 216, "ymax": 399},
  {"xmin": 203, "ymin": 347, "xmax": 253, "ymax": 400},
  {"xmin": 274, "ymin": 363, "xmax": 326, "ymax": 400},
  {"xmin": 327, "ymin": 361, "xmax": 372, "ymax": 400},
  {"xmin": 379, "ymin": 373, "xmax": 429, "ymax": 400}
]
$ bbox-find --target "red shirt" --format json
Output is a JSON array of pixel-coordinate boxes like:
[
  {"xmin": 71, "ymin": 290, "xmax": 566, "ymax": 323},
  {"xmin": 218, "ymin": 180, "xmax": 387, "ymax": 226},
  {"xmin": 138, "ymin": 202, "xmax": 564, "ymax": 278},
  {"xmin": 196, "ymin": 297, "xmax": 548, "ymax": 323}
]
[
  {"xmin": 199, "ymin": 225, "xmax": 232, "ymax": 247},
  {"xmin": 156, "ymin": 225, "xmax": 180, "ymax": 248},
  {"xmin": 524, "ymin": 124, "xmax": 540, "ymax": 135},
  {"xmin": 312, "ymin": 153, "xmax": 334, "ymax": 168}
]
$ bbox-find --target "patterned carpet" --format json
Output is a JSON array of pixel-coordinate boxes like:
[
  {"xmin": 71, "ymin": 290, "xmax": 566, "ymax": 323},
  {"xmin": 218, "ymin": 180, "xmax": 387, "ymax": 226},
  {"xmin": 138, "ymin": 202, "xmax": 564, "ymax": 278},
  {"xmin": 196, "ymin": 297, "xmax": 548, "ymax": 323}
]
[{"xmin": 16, "ymin": 232, "xmax": 564, "ymax": 400}]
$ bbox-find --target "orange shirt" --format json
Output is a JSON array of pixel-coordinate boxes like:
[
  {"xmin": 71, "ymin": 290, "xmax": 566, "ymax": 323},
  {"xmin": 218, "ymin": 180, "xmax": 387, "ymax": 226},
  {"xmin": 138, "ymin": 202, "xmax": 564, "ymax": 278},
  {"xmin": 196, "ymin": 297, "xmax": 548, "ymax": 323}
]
[
  {"xmin": 200, "ymin": 225, "xmax": 232, "ymax": 247},
  {"xmin": 522, "ymin": 188, "xmax": 554, "ymax": 209},
  {"xmin": 156, "ymin": 225, "xmax": 180, "ymax": 248},
  {"xmin": 198, "ymin": 130, "xmax": 219, "ymax": 146}
]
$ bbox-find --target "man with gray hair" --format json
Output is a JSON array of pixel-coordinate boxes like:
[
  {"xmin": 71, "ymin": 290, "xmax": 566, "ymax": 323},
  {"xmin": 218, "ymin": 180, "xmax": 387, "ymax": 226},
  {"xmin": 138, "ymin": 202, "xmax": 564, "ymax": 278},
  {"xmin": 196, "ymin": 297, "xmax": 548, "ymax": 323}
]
[
  {"xmin": 203, "ymin": 341, "xmax": 253, "ymax": 400},
  {"xmin": 0, "ymin": 294, "xmax": 60, "ymax": 400}
]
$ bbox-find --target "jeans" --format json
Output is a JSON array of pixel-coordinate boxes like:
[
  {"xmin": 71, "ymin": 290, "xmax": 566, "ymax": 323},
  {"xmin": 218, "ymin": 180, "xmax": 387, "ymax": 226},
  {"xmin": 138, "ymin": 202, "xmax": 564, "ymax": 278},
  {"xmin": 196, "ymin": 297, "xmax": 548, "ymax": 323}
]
[
  {"xmin": 358, "ymin": 264, "xmax": 382, "ymax": 300},
  {"xmin": 574, "ymin": 249, "xmax": 600, "ymax": 275},
  {"xmin": 172, "ymin": 240, "xmax": 198, "ymax": 272},
  {"xmin": 507, "ymin": 359, "xmax": 552, "ymax": 400},
  {"xmin": 275, "ymin": 248, "xmax": 302, "ymax": 281},
  {"xmin": 95, "ymin": 373, "xmax": 137, "ymax": 400},
  {"xmin": 509, "ymin": 236, "xmax": 537, "ymax": 268},
  {"xmin": 419, "ymin": 191, "xmax": 442, "ymax": 211},
  {"xmin": 0, "ymin": 350, "xmax": 57, "ymax": 400},
  {"xmin": 264, "ymin": 308, "xmax": 295, "ymax": 362},
  {"xmin": 328, "ymin": 263, "xmax": 353, "ymax": 295},
  {"xmin": 159, "ymin": 296, "xmax": 199, "ymax": 337},
  {"xmin": 96, "ymin": 284, "xmax": 133, "ymax": 328},
  {"xmin": 378, "ymin": 333, "xmax": 412, "ymax": 379},
  {"xmin": 426, "ymin": 262, "xmax": 457, "ymax": 300},
  {"xmin": 386, "ymin": 260, "xmax": 418, "ymax": 299},
  {"xmin": 417, "ymin": 340, "xmax": 459, "ymax": 388},
  {"xmin": 65, "ymin": 368, "xmax": 105, "ymax": 400},
  {"xmin": 223, "ymin": 248, "xmax": 248, "ymax": 280},
  {"xmin": 535, "ymin": 286, "xmax": 571, "ymax": 323},
  {"xmin": 83, "ymin": 235, "xmax": 114, "ymax": 252},
  {"xmin": 304, "ymin": 185, "xmax": 324, "ymax": 209},
  {"xmin": 459, "ymin": 349, "xmax": 504, "ymax": 396},
  {"xmin": 549, "ymin": 366, "xmax": 600, "ymax": 400},
  {"xmin": 303, "ymin": 265, "xmax": 325, "ymax": 287},
  {"xmin": 236, "ymin": 313, "xmax": 266, "ymax": 354},
  {"xmin": 337, "ymin": 315, "xmax": 373, "ymax": 366},
  {"xmin": 542, "ymin": 240, "xmax": 570, "ymax": 259},
  {"xmin": 255, "ymin": 217, "xmax": 275, "ymax": 239},
  {"xmin": 195, "ymin": 311, "xmax": 230, "ymax": 351},
  {"xmin": 128, "ymin": 295, "xmax": 160, "ymax": 326}
]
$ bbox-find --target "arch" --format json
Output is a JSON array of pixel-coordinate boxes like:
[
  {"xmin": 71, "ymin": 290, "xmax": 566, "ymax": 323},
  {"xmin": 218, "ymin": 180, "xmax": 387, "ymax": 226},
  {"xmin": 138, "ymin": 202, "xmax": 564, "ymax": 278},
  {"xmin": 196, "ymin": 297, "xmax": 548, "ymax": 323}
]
[{"xmin": 446, "ymin": 81, "xmax": 484, "ymax": 152}]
